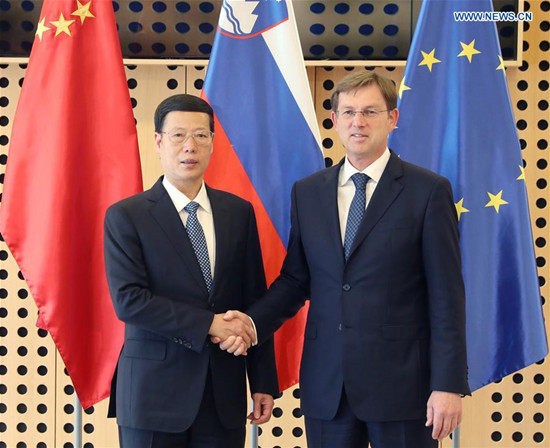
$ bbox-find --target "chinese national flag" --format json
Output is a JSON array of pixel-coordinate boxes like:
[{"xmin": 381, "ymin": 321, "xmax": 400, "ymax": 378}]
[{"xmin": 0, "ymin": 0, "xmax": 142, "ymax": 408}]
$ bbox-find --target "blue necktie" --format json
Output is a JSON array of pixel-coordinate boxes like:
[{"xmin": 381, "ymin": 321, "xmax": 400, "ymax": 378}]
[
  {"xmin": 344, "ymin": 173, "xmax": 369, "ymax": 261},
  {"xmin": 184, "ymin": 201, "xmax": 212, "ymax": 293}
]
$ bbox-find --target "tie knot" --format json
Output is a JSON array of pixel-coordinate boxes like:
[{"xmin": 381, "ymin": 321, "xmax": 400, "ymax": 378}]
[
  {"xmin": 351, "ymin": 173, "xmax": 369, "ymax": 190},
  {"xmin": 184, "ymin": 201, "xmax": 199, "ymax": 215}
]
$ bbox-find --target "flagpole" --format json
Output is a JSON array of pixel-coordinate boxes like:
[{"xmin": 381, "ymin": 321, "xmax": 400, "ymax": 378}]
[
  {"xmin": 250, "ymin": 424, "xmax": 258, "ymax": 448},
  {"xmin": 452, "ymin": 427, "xmax": 460, "ymax": 448},
  {"xmin": 75, "ymin": 395, "xmax": 82, "ymax": 448},
  {"xmin": 249, "ymin": 398, "xmax": 258, "ymax": 448}
]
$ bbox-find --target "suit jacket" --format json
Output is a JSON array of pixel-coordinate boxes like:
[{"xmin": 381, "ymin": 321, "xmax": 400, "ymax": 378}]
[
  {"xmin": 104, "ymin": 177, "xmax": 278, "ymax": 432},
  {"xmin": 248, "ymin": 152, "xmax": 470, "ymax": 422}
]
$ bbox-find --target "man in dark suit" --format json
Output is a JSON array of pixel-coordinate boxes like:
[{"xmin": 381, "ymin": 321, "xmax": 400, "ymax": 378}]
[
  {"xmin": 104, "ymin": 94, "xmax": 278, "ymax": 448},
  {"xmin": 220, "ymin": 71, "xmax": 470, "ymax": 447}
]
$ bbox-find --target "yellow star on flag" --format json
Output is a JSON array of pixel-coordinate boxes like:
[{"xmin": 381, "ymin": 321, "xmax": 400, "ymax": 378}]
[
  {"xmin": 496, "ymin": 55, "xmax": 505, "ymax": 72},
  {"xmin": 50, "ymin": 13, "xmax": 75, "ymax": 37},
  {"xmin": 455, "ymin": 198, "xmax": 470, "ymax": 221},
  {"xmin": 418, "ymin": 49, "xmax": 441, "ymax": 72},
  {"xmin": 517, "ymin": 165, "xmax": 526, "ymax": 181},
  {"xmin": 36, "ymin": 16, "xmax": 51, "ymax": 41},
  {"xmin": 72, "ymin": 0, "xmax": 95, "ymax": 24},
  {"xmin": 485, "ymin": 190, "xmax": 508, "ymax": 213},
  {"xmin": 458, "ymin": 39, "xmax": 481, "ymax": 63},
  {"xmin": 398, "ymin": 77, "xmax": 411, "ymax": 99}
]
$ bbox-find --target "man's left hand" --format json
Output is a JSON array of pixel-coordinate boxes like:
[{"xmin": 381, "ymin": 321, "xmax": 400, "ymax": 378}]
[
  {"xmin": 426, "ymin": 390, "xmax": 462, "ymax": 440},
  {"xmin": 248, "ymin": 393, "xmax": 274, "ymax": 425}
]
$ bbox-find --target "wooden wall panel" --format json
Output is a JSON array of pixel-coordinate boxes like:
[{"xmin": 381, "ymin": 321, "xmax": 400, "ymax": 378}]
[
  {"xmin": 0, "ymin": 63, "xmax": 57, "ymax": 448},
  {"xmin": 0, "ymin": 3, "xmax": 548, "ymax": 444}
]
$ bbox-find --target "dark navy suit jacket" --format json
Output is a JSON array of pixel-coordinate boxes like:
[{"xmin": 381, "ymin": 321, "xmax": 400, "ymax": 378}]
[
  {"xmin": 248, "ymin": 152, "xmax": 470, "ymax": 422},
  {"xmin": 104, "ymin": 177, "xmax": 278, "ymax": 432}
]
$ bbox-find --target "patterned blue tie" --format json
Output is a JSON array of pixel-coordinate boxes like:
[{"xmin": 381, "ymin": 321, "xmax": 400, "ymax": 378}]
[
  {"xmin": 344, "ymin": 173, "xmax": 369, "ymax": 261},
  {"xmin": 184, "ymin": 201, "xmax": 212, "ymax": 293}
]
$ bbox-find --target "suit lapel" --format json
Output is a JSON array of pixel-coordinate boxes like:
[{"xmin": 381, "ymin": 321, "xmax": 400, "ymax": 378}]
[
  {"xmin": 347, "ymin": 152, "xmax": 404, "ymax": 260},
  {"xmin": 147, "ymin": 178, "xmax": 209, "ymax": 296},
  {"xmin": 206, "ymin": 187, "xmax": 230, "ymax": 297},
  {"xmin": 318, "ymin": 160, "xmax": 347, "ymax": 265}
]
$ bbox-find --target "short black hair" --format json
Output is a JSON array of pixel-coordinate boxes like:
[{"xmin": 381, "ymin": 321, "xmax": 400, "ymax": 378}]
[{"xmin": 154, "ymin": 94, "xmax": 214, "ymax": 133}]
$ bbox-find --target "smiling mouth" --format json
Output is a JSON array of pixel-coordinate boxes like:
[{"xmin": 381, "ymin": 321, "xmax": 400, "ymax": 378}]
[{"xmin": 181, "ymin": 159, "xmax": 198, "ymax": 165}]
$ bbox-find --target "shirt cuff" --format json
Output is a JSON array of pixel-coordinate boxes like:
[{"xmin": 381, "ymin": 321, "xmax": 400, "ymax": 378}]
[{"xmin": 248, "ymin": 315, "xmax": 258, "ymax": 346}]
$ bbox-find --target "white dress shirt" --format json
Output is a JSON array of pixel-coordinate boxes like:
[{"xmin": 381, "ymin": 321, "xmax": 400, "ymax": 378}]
[
  {"xmin": 163, "ymin": 178, "xmax": 259, "ymax": 345},
  {"xmin": 162, "ymin": 177, "xmax": 216, "ymax": 279},
  {"xmin": 337, "ymin": 148, "xmax": 391, "ymax": 245}
]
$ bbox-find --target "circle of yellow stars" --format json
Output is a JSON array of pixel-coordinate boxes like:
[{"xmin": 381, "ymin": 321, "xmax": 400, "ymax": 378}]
[
  {"xmin": 397, "ymin": 30, "xmax": 522, "ymax": 222},
  {"xmin": 36, "ymin": 0, "xmax": 95, "ymax": 41},
  {"xmin": 453, "ymin": 165, "xmax": 526, "ymax": 221},
  {"xmin": 398, "ymin": 38, "xmax": 507, "ymax": 100}
]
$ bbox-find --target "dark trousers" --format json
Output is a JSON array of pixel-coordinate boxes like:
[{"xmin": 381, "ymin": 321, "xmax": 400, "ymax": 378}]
[
  {"xmin": 305, "ymin": 389, "xmax": 438, "ymax": 448},
  {"xmin": 118, "ymin": 372, "xmax": 246, "ymax": 448}
]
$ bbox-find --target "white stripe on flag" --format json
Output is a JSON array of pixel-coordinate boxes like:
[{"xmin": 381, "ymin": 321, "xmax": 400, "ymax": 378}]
[{"xmin": 262, "ymin": 0, "xmax": 323, "ymax": 150}]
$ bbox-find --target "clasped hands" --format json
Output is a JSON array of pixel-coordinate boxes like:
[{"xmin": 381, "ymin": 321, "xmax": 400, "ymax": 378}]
[{"xmin": 209, "ymin": 310, "xmax": 255, "ymax": 356}]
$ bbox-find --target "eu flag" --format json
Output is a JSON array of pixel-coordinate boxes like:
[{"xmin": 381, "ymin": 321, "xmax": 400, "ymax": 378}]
[{"xmin": 389, "ymin": 0, "xmax": 547, "ymax": 391}]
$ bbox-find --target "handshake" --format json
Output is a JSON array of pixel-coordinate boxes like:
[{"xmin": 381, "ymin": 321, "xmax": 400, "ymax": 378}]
[{"xmin": 209, "ymin": 310, "xmax": 257, "ymax": 356}]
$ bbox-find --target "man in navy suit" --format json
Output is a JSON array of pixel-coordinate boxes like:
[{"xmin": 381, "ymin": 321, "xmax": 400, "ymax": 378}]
[
  {"xmin": 220, "ymin": 71, "xmax": 470, "ymax": 447},
  {"xmin": 104, "ymin": 94, "xmax": 278, "ymax": 448}
]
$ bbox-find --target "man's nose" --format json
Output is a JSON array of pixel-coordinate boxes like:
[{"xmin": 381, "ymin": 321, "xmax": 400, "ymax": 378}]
[
  {"xmin": 352, "ymin": 111, "xmax": 367, "ymax": 125},
  {"xmin": 183, "ymin": 137, "xmax": 198, "ymax": 151}
]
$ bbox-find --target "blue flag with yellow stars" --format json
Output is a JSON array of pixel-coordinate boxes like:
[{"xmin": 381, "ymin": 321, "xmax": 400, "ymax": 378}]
[{"xmin": 389, "ymin": 0, "xmax": 547, "ymax": 391}]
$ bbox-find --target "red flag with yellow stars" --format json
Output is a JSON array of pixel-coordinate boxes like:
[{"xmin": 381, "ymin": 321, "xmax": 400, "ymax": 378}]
[{"xmin": 0, "ymin": 0, "xmax": 142, "ymax": 408}]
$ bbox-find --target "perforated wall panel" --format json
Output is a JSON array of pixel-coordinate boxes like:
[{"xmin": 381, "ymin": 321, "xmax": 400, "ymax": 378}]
[{"xmin": 1, "ymin": 1, "xmax": 548, "ymax": 446}]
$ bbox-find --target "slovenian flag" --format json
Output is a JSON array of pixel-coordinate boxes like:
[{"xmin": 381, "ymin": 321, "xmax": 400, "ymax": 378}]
[{"xmin": 203, "ymin": 0, "xmax": 324, "ymax": 391}]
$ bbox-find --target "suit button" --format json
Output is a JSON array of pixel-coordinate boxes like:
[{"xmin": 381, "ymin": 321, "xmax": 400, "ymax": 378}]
[
  {"xmin": 184, "ymin": 342, "xmax": 192, "ymax": 349},
  {"xmin": 342, "ymin": 284, "xmax": 351, "ymax": 291},
  {"xmin": 338, "ymin": 324, "xmax": 342, "ymax": 331}
]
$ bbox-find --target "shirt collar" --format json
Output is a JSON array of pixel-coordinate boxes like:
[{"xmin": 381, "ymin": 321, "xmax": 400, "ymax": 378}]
[
  {"xmin": 340, "ymin": 148, "xmax": 391, "ymax": 186},
  {"xmin": 162, "ymin": 177, "xmax": 212, "ymax": 214}
]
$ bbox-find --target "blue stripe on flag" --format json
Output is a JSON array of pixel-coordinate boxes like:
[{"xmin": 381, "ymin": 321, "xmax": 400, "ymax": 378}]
[{"xmin": 204, "ymin": 32, "xmax": 323, "ymax": 245}]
